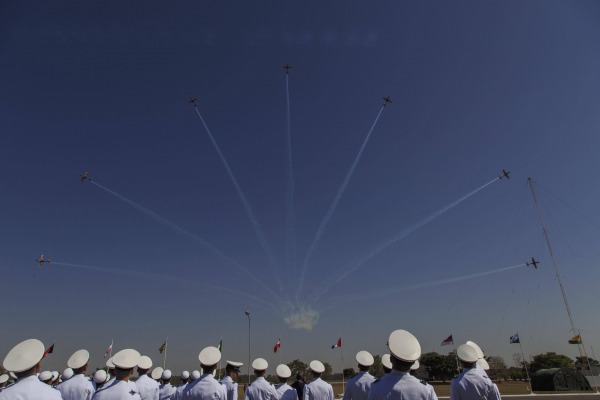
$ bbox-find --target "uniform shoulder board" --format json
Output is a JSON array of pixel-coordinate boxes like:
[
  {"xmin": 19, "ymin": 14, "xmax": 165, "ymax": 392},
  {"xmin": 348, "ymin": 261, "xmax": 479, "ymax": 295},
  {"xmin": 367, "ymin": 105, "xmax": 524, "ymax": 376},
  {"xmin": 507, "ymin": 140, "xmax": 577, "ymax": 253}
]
[
  {"xmin": 419, "ymin": 380, "xmax": 428, "ymax": 386},
  {"xmin": 129, "ymin": 390, "xmax": 137, "ymax": 395}
]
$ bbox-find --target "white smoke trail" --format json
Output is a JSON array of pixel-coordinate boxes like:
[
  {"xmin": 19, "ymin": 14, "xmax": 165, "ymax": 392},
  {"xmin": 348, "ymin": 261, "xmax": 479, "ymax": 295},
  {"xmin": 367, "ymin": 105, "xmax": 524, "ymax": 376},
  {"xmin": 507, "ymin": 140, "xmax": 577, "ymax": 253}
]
[
  {"xmin": 311, "ymin": 177, "xmax": 501, "ymax": 302},
  {"xmin": 320, "ymin": 263, "xmax": 524, "ymax": 309},
  {"xmin": 285, "ymin": 74, "xmax": 298, "ymax": 285},
  {"xmin": 53, "ymin": 261, "xmax": 281, "ymax": 314},
  {"xmin": 297, "ymin": 105, "xmax": 386, "ymax": 299},
  {"xmin": 192, "ymin": 107, "xmax": 283, "ymax": 292},
  {"xmin": 89, "ymin": 180, "xmax": 282, "ymax": 303}
]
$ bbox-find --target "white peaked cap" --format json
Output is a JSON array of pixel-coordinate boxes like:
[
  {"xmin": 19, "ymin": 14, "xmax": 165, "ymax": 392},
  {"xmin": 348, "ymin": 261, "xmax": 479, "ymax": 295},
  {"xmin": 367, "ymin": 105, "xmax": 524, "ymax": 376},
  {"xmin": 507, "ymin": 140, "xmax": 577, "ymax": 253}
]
[
  {"xmin": 465, "ymin": 341, "xmax": 484, "ymax": 359},
  {"xmin": 388, "ymin": 329, "xmax": 421, "ymax": 362},
  {"xmin": 3, "ymin": 339, "xmax": 45, "ymax": 373},
  {"xmin": 356, "ymin": 351, "xmax": 374, "ymax": 367},
  {"xmin": 252, "ymin": 358, "xmax": 268, "ymax": 370},
  {"xmin": 181, "ymin": 371, "xmax": 190, "ymax": 379},
  {"xmin": 226, "ymin": 360, "xmax": 243, "ymax": 368},
  {"xmin": 309, "ymin": 360, "xmax": 325, "ymax": 373},
  {"xmin": 162, "ymin": 369, "xmax": 172, "ymax": 380},
  {"xmin": 151, "ymin": 367, "xmax": 164, "ymax": 380},
  {"xmin": 138, "ymin": 356, "xmax": 152, "ymax": 370},
  {"xmin": 199, "ymin": 347, "xmax": 221, "ymax": 366},
  {"xmin": 457, "ymin": 344, "xmax": 479, "ymax": 363},
  {"xmin": 477, "ymin": 358, "xmax": 490, "ymax": 370},
  {"xmin": 93, "ymin": 370, "xmax": 107, "ymax": 384},
  {"xmin": 9, "ymin": 372, "xmax": 17, "ymax": 380},
  {"xmin": 276, "ymin": 364, "xmax": 292, "ymax": 378},
  {"xmin": 62, "ymin": 368, "xmax": 74, "ymax": 379},
  {"xmin": 67, "ymin": 349, "xmax": 90, "ymax": 369},
  {"xmin": 191, "ymin": 370, "xmax": 201, "ymax": 379},
  {"xmin": 39, "ymin": 371, "xmax": 53, "ymax": 381},
  {"xmin": 411, "ymin": 361, "xmax": 420, "ymax": 370},
  {"xmin": 105, "ymin": 357, "xmax": 115, "ymax": 369},
  {"xmin": 51, "ymin": 371, "xmax": 59, "ymax": 381},
  {"xmin": 381, "ymin": 354, "xmax": 392, "ymax": 370},
  {"xmin": 112, "ymin": 349, "xmax": 141, "ymax": 369},
  {"xmin": 0, "ymin": 374, "xmax": 9, "ymax": 384}
]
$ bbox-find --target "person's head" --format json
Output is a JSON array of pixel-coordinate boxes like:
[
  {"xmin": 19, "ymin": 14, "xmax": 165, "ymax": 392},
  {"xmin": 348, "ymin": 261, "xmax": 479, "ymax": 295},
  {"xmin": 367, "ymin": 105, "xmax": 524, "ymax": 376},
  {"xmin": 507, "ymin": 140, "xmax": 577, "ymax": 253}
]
[
  {"xmin": 93, "ymin": 370, "xmax": 108, "ymax": 389},
  {"xmin": 198, "ymin": 346, "xmax": 221, "ymax": 376},
  {"xmin": 151, "ymin": 367, "xmax": 164, "ymax": 381},
  {"xmin": 309, "ymin": 361, "xmax": 325, "ymax": 379},
  {"xmin": 68, "ymin": 350, "xmax": 89, "ymax": 375},
  {"xmin": 457, "ymin": 344, "xmax": 478, "ymax": 369},
  {"xmin": 356, "ymin": 351, "xmax": 374, "ymax": 372},
  {"xmin": 39, "ymin": 371, "xmax": 53, "ymax": 385},
  {"xmin": 252, "ymin": 358, "xmax": 268, "ymax": 378},
  {"xmin": 161, "ymin": 370, "xmax": 172, "ymax": 384},
  {"xmin": 180, "ymin": 371, "xmax": 190, "ymax": 383},
  {"xmin": 0, "ymin": 374, "xmax": 9, "ymax": 388},
  {"xmin": 225, "ymin": 361, "xmax": 242, "ymax": 380},
  {"xmin": 138, "ymin": 356, "xmax": 153, "ymax": 377},
  {"xmin": 387, "ymin": 329, "xmax": 421, "ymax": 373},
  {"xmin": 3, "ymin": 339, "xmax": 46, "ymax": 379},
  {"xmin": 381, "ymin": 354, "xmax": 392, "ymax": 374},
  {"xmin": 111, "ymin": 349, "xmax": 142, "ymax": 382},
  {"xmin": 276, "ymin": 364, "xmax": 291, "ymax": 384},
  {"xmin": 296, "ymin": 372, "xmax": 304, "ymax": 382}
]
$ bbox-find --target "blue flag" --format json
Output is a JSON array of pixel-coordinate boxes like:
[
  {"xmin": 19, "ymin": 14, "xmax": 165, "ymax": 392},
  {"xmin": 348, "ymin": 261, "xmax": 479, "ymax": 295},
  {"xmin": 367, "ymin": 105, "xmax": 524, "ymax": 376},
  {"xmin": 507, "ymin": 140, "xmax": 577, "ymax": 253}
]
[{"xmin": 510, "ymin": 333, "xmax": 520, "ymax": 344}]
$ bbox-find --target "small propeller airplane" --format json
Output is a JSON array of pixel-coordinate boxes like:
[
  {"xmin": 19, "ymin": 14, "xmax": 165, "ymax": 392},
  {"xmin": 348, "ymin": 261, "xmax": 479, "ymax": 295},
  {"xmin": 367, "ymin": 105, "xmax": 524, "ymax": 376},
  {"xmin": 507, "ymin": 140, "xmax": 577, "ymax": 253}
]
[
  {"xmin": 383, "ymin": 96, "xmax": 392, "ymax": 106},
  {"xmin": 499, "ymin": 169, "xmax": 511, "ymax": 180},
  {"xmin": 80, "ymin": 171, "xmax": 91, "ymax": 182},
  {"xmin": 526, "ymin": 257, "xmax": 539, "ymax": 269},
  {"xmin": 282, "ymin": 64, "xmax": 293, "ymax": 74},
  {"xmin": 187, "ymin": 97, "xmax": 197, "ymax": 106},
  {"xmin": 36, "ymin": 255, "xmax": 51, "ymax": 268}
]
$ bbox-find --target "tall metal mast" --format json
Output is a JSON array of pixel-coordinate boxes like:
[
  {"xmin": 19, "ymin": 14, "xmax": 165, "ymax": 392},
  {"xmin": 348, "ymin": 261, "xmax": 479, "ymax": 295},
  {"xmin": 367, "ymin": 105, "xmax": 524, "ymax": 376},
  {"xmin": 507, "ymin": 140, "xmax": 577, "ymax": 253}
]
[{"xmin": 528, "ymin": 178, "xmax": 598, "ymax": 390}]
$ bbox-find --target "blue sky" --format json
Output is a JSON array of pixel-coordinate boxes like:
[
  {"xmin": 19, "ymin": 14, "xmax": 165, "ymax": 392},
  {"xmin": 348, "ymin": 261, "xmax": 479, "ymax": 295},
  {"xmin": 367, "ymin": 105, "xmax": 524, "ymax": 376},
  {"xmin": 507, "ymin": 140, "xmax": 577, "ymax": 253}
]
[{"xmin": 3, "ymin": 0, "xmax": 600, "ymax": 374}]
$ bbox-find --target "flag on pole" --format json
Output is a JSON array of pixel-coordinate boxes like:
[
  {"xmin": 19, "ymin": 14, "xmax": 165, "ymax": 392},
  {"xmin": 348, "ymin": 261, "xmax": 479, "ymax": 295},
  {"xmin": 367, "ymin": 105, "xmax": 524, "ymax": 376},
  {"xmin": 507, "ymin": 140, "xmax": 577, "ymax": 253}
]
[
  {"xmin": 43, "ymin": 343, "xmax": 55, "ymax": 358},
  {"xmin": 159, "ymin": 339, "xmax": 168, "ymax": 354},
  {"xmin": 331, "ymin": 337, "xmax": 342, "ymax": 349},
  {"xmin": 104, "ymin": 340, "xmax": 113, "ymax": 358},
  {"xmin": 569, "ymin": 335, "xmax": 582, "ymax": 344},
  {"xmin": 441, "ymin": 335, "xmax": 453, "ymax": 346},
  {"xmin": 510, "ymin": 333, "xmax": 520, "ymax": 344},
  {"xmin": 218, "ymin": 339, "xmax": 222, "ymax": 352},
  {"xmin": 274, "ymin": 338, "xmax": 281, "ymax": 353}
]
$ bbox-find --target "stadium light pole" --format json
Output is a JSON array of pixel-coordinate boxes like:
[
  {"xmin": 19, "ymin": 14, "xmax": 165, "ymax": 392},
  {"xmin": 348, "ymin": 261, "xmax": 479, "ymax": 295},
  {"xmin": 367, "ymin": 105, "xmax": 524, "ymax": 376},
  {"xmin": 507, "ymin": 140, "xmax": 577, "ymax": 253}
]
[{"xmin": 245, "ymin": 310, "xmax": 251, "ymax": 384}]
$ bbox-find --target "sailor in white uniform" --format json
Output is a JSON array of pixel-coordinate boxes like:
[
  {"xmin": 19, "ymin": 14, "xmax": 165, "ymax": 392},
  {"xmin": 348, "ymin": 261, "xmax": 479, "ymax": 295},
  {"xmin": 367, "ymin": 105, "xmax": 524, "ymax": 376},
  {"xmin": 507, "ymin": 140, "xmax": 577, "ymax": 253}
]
[
  {"xmin": 39, "ymin": 370, "xmax": 54, "ymax": 385},
  {"xmin": 450, "ymin": 344, "xmax": 500, "ymax": 400},
  {"xmin": 245, "ymin": 358, "xmax": 278, "ymax": 400},
  {"xmin": 92, "ymin": 348, "xmax": 142, "ymax": 400},
  {"xmin": 0, "ymin": 338, "xmax": 63, "ymax": 400},
  {"xmin": 303, "ymin": 361, "xmax": 333, "ymax": 400},
  {"xmin": 136, "ymin": 356, "xmax": 159, "ymax": 400},
  {"xmin": 219, "ymin": 361, "xmax": 242, "ymax": 400},
  {"xmin": 380, "ymin": 355, "xmax": 392, "ymax": 375},
  {"xmin": 172, "ymin": 371, "xmax": 190, "ymax": 400},
  {"xmin": 0, "ymin": 374, "xmax": 9, "ymax": 392},
  {"xmin": 183, "ymin": 346, "xmax": 227, "ymax": 400},
  {"xmin": 62, "ymin": 368, "xmax": 74, "ymax": 382},
  {"xmin": 151, "ymin": 368, "xmax": 164, "ymax": 383},
  {"xmin": 367, "ymin": 329, "xmax": 437, "ymax": 400},
  {"xmin": 159, "ymin": 370, "xmax": 177, "ymax": 400},
  {"xmin": 274, "ymin": 365, "xmax": 296, "ymax": 400},
  {"xmin": 465, "ymin": 341, "xmax": 488, "ymax": 378},
  {"xmin": 58, "ymin": 349, "xmax": 95, "ymax": 400},
  {"xmin": 104, "ymin": 358, "xmax": 117, "ymax": 388},
  {"xmin": 343, "ymin": 351, "xmax": 375, "ymax": 400},
  {"xmin": 93, "ymin": 370, "xmax": 110, "ymax": 391}
]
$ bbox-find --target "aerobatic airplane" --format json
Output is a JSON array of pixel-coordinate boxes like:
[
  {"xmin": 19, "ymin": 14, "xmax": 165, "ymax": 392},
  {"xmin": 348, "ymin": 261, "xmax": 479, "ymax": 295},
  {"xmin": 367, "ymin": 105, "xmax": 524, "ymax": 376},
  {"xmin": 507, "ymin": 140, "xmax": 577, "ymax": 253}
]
[
  {"xmin": 383, "ymin": 96, "xmax": 392, "ymax": 106},
  {"xmin": 36, "ymin": 255, "xmax": 51, "ymax": 268},
  {"xmin": 499, "ymin": 169, "xmax": 511, "ymax": 180},
  {"xmin": 282, "ymin": 64, "xmax": 293, "ymax": 74},
  {"xmin": 80, "ymin": 171, "xmax": 91, "ymax": 182},
  {"xmin": 526, "ymin": 257, "xmax": 539, "ymax": 269},
  {"xmin": 187, "ymin": 97, "xmax": 197, "ymax": 106}
]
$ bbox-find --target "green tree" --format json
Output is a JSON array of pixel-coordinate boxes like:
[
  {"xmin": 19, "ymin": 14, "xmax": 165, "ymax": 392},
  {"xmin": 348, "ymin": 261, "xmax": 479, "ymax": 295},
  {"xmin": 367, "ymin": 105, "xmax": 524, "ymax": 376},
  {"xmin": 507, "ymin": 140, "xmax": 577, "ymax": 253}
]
[
  {"xmin": 371, "ymin": 355, "xmax": 384, "ymax": 378},
  {"xmin": 323, "ymin": 362, "xmax": 333, "ymax": 380},
  {"xmin": 530, "ymin": 352, "xmax": 574, "ymax": 372},
  {"xmin": 343, "ymin": 368, "xmax": 356, "ymax": 379},
  {"xmin": 420, "ymin": 352, "xmax": 457, "ymax": 382},
  {"xmin": 287, "ymin": 359, "xmax": 309, "ymax": 378}
]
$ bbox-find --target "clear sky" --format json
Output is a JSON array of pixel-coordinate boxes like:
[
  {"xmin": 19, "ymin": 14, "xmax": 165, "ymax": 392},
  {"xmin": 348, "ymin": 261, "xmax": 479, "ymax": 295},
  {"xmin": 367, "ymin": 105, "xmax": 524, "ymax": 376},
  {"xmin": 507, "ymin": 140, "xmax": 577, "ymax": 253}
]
[{"xmin": 3, "ymin": 0, "xmax": 600, "ymax": 375}]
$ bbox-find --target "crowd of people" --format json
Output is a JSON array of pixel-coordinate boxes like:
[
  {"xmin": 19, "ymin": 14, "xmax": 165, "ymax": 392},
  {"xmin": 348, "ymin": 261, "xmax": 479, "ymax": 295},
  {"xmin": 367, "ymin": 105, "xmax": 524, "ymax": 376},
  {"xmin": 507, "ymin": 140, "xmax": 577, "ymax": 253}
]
[{"xmin": 0, "ymin": 329, "xmax": 500, "ymax": 400}]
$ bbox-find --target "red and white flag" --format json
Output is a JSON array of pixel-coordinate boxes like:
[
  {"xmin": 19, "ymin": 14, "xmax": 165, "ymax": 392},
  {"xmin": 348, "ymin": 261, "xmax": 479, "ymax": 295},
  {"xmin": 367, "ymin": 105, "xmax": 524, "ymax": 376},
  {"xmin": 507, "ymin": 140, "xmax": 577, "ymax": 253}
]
[
  {"xmin": 274, "ymin": 338, "xmax": 281, "ymax": 353},
  {"xmin": 104, "ymin": 340, "xmax": 113, "ymax": 358},
  {"xmin": 331, "ymin": 337, "xmax": 342, "ymax": 349},
  {"xmin": 441, "ymin": 335, "xmax": 453, "ymax": 346}
]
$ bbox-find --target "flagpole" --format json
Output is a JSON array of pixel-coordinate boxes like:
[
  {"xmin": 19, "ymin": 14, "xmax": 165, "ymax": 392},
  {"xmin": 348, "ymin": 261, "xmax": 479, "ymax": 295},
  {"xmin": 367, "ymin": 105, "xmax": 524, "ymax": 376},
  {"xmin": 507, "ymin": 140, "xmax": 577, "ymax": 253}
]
[
  {"xmin": 516, "ymin": 332, "xmax": 531, "ymax": 393},
  {"xmin": 451, "ymin": 337, "xmax": 460, "ymax": 374},
  {"xmin": 164, "ymin": 337, "xmax": 168, "ymax": 369},
  {"xmin": 218, "ymin": 336, "xmax": 222, "ymax": 380},
  {"xmin": 106, "ymin": 339, "xmax": 113, "ymax": 373},
  {"xmin": 340, "ymin": 347, "xmax": 345, "ymax": 395}
]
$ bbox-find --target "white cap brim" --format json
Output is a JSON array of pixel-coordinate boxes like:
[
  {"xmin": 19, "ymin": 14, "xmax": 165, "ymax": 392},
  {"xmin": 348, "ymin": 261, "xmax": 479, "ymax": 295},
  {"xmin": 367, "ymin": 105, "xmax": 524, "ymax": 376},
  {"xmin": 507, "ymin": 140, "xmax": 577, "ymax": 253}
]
[
  {"xmin": 112, "ymin": 349, "xmax": 141, "ymax": 369},
  {"xmin": 381, "ymin": 354, "xmax": 392, "ymax": 370},
  {"xmin": 199, "ymin": 346, "xmax": 221, "ymax": 366},
  {"xmin": 162, "ymin": 369, "xmax": 172, "ymax": 380},
  {"xmin": 356, "ymin": 351, "xmax": 374, "ymax": 367},
  {"xmin": 276, "ymin": 364, "xmax": 292, "ymax": 378},
  {"xmin": 3, "ymin": 339, "xmax": 45, "ymax": 373},
  {"xmin": 138, "ymin": 356, "xmax": 152, "ymax": 370},
  {"xmin": 477, "ymin": 358, "xmax": 490, "ymax": 370},
  {"xmin": 252, "ymin": 358, "xmax": 268, "ymax": 370},
  {"xmin": 388, "ymin": 330, "xmax": 421, "ymax": 362},
  {"xmin": 67, "ymin": 349, "xmax": 90, "ymax": 369},
  {"xmin": 309, "ymin": 360, "xmax": 325, "ymax": 373},
  {"xmin": 457, "ymin": 344, "xmax": 479, "ymax": 363},
  {"xmin": 465, "ymin": 341, "xmax": 484, "ymax": 359},
  {"xmin": 62, "ymin": 368, "xmax": 74, "ymax": 379},
  {"xmin": 151, "ymin": 367, "xmax": 164, "ymax": 380},
  {"xmin": 226, "ymin": 360, "xmax": 243, "ymax": 368}
]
